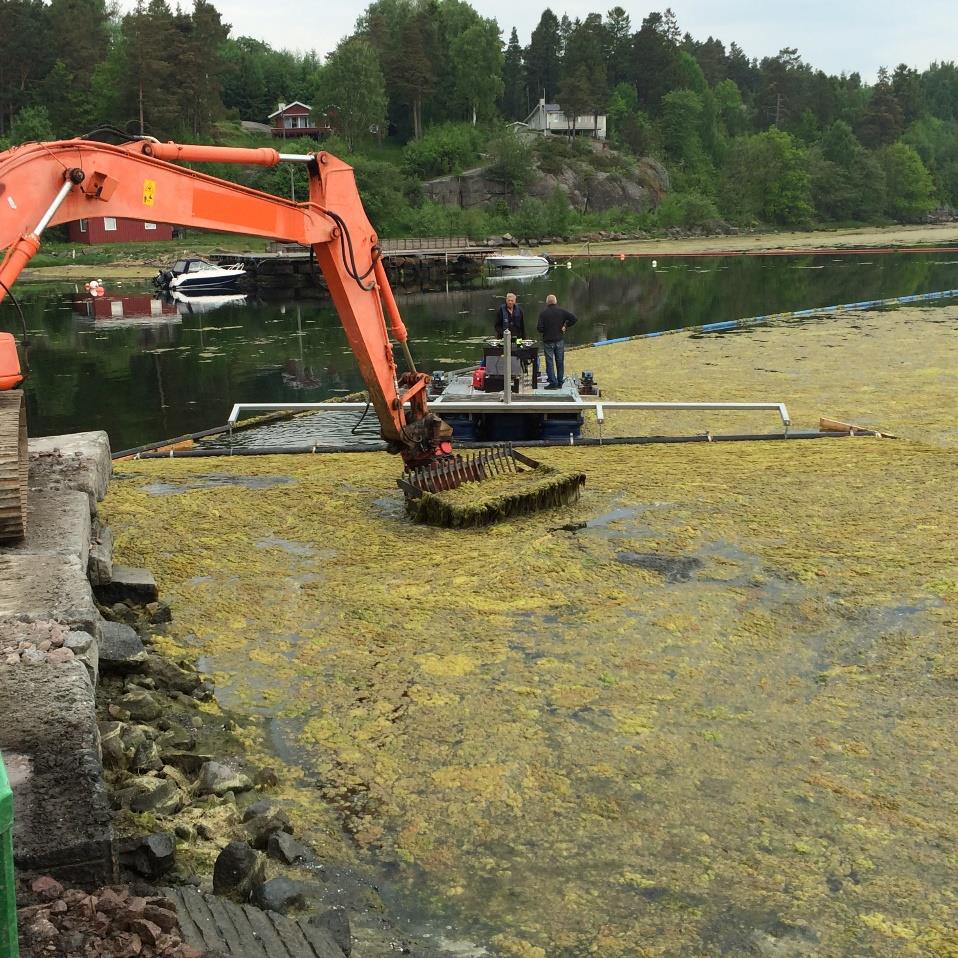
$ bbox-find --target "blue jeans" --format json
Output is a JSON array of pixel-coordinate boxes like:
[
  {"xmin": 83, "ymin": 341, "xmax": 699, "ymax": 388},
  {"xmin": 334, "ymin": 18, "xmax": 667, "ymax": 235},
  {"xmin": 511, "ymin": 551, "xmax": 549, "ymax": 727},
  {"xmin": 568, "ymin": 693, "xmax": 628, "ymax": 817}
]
[{"xmin": 543, "ymin": 339, "xmax": 565, "ymax": 387}]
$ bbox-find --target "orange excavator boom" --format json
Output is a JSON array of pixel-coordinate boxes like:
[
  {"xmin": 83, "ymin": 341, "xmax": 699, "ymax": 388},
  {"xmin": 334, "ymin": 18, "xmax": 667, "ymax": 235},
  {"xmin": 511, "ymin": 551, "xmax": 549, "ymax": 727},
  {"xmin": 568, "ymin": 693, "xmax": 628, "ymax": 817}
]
[{"xmin": 0, "ymin": 138, "xmax": 447, "ymax": 463}]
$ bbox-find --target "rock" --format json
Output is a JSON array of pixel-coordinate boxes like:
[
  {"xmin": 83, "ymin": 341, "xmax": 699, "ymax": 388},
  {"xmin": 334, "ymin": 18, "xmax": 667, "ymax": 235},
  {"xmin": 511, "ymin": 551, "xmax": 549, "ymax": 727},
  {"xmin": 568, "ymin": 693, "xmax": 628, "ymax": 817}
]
[
  {"xmin": 87, "ymin": 523, "xmax": 114, "ymax": 586},
  {"xmin": 129, "ymin": 917, "xmax": 163, "ymax": 945},
  {"xmin": 145, "ymin": 655, "xmax": 201, "ymax": 695},
  {"xmin": 31, "ymin": 875, "xmax": 64, "ymax": 899},
  {"xmin": 25, "ymin": 916, "xmax": 59, "ymax": 941},
  {"xmin": 310, "ymin": 908, "xmax": 352, "ymax": 957},
  {"xmin": 99, "ymin": 722, "xmax": 129, "ymax": 771},
  {"xmin": 160, "ymin": 750, "xmax": 211, "ymax": 776},
  {"xmin": 146, "ymin": 600, "xmax": 173, "ymax": 624},
  {"xmin": 99, "ymin": 621, "xmax": 147, "ymax": 673},
  {"xmin": 64, "ymin": 630, "xmax": 93, "ymax": 654},
  {"xmin": 196, "ymin": 761, "xmax": 253, "ymax": 797},
  {"xmin": 161, "ymin": 764, "xmax": 193, "ymax": 792},
  {"xmin": 174, "ymin": 823, "xmax": 196, "ymax": 842},
  {"xmin": 251, "ymin": 876, "xmax": 305, "ymax": 914},
  {"xmin": 192, "ymin": 680, "xmax": 215, "ymax": 701},
  {"xmin": 21, "ymin": 649, "xmax": 45, "ymax": 665},
  {"xmin": 45, "ymin": 647, "xmax": 75, "ymax": 665},
  {"xmin": 267, "ymin": 831, "xmax": 315, "ymax": 866},
  {"xmin": 95, "ymin": 565, "xmax": 158, "ymax": 606},
  {"xmin": 212, "ymin": 841, "xmax": 265, "ymax": 903},
  {"xmin": 120, "ymin": 832, "xmax": 176, "ymax": 880},
  {"xmin": 125, "ymin": 776, "xmax": 183, "ymax": 815},
  {"xmin": 118, "ymin": 689, "xmax": 162, "ymax": 722},
  {"xmin": 131, "ymin": 739, "xmax": 164, "ymax": 773},
  {"xmin": 254, "ymin": 766, "xmax": 279, "ymax": 788},
  {"xmin": 242, "ymin": 799, "xmax": 276, "ymax": 822},
  {"xmin": 245, "ymin": 810, "xmax": 293, "ymax": 850}
]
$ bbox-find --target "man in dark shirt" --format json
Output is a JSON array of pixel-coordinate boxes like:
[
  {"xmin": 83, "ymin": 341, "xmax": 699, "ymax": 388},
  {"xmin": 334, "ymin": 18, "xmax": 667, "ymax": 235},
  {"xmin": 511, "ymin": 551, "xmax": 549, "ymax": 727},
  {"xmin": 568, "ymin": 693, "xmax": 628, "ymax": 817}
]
[
  {"xmin": 494, "ymin": 292, "xmax": 525, "ymax": 338},
  {"xmin": 536, "ymin": 294, "xmax": 578, "ymax": 389}
]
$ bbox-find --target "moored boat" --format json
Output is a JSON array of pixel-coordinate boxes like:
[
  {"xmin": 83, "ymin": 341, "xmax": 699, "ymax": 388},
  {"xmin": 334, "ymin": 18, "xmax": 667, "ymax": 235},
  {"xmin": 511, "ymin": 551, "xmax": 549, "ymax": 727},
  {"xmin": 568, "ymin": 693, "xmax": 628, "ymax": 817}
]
[{"xmin": 154, "ymin": 258, "xmax": 247, "ymax": 294}]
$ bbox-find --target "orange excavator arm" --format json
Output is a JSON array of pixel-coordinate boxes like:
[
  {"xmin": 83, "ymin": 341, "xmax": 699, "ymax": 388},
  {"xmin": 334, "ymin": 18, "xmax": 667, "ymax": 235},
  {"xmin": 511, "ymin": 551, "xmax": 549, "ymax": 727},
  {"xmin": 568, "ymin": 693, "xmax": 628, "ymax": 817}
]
[{"xmin": 0, "ymin": 138, "xmax": 449, "ymax": 466}]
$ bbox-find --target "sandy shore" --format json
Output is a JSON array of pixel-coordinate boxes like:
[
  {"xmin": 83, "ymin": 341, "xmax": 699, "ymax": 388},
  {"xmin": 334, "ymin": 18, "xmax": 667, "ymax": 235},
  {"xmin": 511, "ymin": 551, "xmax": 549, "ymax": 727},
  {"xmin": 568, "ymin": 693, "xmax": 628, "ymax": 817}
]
[{"xmin": 542, "ymin": 222, "xmax": 958, "ymax": 257}]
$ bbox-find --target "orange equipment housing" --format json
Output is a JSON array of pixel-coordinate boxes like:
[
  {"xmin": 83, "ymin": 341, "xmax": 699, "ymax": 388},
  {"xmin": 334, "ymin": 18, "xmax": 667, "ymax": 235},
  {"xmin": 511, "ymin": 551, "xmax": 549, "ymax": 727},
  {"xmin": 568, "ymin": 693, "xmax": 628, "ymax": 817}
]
[
  {"xmin": 0, "ymin": 138, "xmax": 450, "ymax": 467},
  {"xmin": 0, "ymin": 334, "xmax": 22, "ymax": 391}
]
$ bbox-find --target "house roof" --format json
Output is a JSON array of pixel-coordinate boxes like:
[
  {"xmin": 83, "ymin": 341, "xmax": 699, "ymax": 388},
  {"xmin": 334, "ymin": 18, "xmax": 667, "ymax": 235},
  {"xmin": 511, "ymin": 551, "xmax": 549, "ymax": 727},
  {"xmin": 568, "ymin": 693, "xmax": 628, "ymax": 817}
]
[{"xmin": 268, "ymin": 101, "xmax": 313, "ymax": 119}]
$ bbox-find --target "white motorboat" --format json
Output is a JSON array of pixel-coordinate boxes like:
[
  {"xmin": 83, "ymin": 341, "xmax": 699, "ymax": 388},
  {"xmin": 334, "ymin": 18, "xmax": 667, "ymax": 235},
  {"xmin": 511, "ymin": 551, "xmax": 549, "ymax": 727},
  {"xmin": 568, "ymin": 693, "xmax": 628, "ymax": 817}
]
[
  {"xmin": 154, "ymin": 257, "xmax": 247, "ymax": 294},
  {"xmin": 485, "ymin": 254, "xmax": 551, "ymax": 269}
]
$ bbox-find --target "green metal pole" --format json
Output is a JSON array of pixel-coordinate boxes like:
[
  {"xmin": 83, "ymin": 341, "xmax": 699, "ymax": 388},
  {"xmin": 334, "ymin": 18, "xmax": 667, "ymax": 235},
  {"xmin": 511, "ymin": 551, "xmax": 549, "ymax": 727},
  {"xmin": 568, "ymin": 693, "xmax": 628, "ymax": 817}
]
[{"xmin": 0, "ymin": 754, "xmax": 18, "ymax": 958}]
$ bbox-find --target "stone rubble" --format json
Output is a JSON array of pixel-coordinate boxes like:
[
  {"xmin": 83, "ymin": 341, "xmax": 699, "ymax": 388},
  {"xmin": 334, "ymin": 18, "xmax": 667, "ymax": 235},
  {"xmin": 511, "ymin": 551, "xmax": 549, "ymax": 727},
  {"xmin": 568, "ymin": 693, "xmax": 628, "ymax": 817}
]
[{"xmin": 18, "ymin": 876, "xmax": 202, "ymax": 958}]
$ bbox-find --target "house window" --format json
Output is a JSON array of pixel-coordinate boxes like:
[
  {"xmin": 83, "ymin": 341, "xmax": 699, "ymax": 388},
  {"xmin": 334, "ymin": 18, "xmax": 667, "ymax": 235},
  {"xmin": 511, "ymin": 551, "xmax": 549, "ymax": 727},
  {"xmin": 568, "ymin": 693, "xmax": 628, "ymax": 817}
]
[
  {"xmin": 144, "ymin": 222, "xmax": 157, "ymax": 230},
  {"xmin": 103, "ymin": 217, "xmax": 117, "ymax": 232},
  {"xmin": 79, "ymin": 219, "xmax": 88, "ymax": 233}
]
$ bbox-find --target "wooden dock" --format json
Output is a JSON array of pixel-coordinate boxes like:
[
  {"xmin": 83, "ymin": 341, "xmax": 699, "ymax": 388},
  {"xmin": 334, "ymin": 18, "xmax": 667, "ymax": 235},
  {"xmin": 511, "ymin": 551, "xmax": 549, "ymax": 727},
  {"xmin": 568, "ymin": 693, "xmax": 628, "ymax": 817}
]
[{"xmin": 209, "ymin": 236, "xmax": 492, "ymax": 297}]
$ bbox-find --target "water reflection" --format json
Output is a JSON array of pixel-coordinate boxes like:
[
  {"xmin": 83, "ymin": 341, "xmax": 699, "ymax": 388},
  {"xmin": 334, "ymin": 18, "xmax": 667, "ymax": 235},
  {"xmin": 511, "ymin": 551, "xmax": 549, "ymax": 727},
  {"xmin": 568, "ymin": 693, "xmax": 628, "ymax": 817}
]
[{"xmin": 3, "ymin": 252, "xmax": 956, "ymax": 449}]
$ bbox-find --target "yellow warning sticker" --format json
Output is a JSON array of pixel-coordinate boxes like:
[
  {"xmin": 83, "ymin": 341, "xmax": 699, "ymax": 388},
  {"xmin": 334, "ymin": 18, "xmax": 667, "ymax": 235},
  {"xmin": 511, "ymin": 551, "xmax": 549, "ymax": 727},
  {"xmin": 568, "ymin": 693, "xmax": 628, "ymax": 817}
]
[{"xmin": 143, "ymin": 179, "xmax": 156, "ymax": 207}]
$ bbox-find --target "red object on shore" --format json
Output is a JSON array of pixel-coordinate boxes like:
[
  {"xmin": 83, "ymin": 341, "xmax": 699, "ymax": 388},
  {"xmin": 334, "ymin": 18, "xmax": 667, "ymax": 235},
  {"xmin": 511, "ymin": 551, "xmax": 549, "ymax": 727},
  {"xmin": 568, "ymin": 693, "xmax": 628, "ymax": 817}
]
[{"xmin": 472, "ymin": 367, "xmax": 485, "ymax": 390}]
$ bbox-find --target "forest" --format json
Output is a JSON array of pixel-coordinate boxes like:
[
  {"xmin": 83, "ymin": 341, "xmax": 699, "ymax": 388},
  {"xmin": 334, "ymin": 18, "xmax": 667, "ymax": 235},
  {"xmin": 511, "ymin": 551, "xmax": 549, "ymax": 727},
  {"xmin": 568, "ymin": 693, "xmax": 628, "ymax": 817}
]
[{"xmin": 2, "ymin": 0, "xmax": 958, "ymax": 237}]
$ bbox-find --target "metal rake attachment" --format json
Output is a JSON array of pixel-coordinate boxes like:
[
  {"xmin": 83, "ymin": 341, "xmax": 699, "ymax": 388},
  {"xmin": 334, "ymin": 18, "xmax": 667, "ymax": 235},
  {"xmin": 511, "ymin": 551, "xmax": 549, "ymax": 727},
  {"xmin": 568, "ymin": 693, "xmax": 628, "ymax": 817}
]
[{"xmin": 398, "ymin": 444, "xmax": 537, "ymax": 498}]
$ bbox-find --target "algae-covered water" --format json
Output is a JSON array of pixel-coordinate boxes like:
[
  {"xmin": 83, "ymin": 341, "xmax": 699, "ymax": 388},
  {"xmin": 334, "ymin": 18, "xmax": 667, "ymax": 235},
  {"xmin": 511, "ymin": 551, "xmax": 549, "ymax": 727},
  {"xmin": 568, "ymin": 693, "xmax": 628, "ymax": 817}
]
[
  {"xmin": 4, "ymin": 251, "xmax": 958, "ymax": 449},
  {"xmin": 103, "ymin": 304, "xmax": 958, "ymax": 956}
]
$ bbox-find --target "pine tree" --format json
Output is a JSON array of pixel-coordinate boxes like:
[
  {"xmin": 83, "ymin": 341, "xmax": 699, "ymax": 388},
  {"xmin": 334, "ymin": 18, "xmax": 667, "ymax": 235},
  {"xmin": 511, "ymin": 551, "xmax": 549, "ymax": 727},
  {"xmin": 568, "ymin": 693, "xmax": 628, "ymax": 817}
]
[
  {"xmin": 525, "ymin": 9, "xmax": 562, "ymax": 103},
  {"xmin": 501, "ymin": 28, "xmax": 525, "ymax": 120}
]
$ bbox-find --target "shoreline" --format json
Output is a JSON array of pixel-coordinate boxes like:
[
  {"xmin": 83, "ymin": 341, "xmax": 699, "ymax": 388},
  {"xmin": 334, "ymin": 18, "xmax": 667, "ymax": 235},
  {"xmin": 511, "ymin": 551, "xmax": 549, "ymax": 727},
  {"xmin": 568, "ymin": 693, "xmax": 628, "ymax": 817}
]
[{"xmin": 16, "ymin": 222, "xmax": 958, "ymax": 282}]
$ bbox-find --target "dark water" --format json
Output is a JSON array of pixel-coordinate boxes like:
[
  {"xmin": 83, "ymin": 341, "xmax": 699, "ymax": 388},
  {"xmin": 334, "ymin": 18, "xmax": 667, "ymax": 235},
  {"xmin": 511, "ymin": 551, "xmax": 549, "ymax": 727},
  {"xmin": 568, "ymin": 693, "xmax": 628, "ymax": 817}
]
[{"xmin": 3, "ymin": 252, "xmax": 957, "ymax": 450}]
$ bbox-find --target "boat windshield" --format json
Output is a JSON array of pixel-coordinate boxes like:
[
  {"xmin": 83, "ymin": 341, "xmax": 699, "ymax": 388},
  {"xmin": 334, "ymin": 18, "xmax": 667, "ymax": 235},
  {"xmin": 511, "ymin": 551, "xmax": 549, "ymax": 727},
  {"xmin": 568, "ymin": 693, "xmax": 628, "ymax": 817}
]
[{"xmin": 187, "ymin": 260, "xmax": 216, "ymax": 272}]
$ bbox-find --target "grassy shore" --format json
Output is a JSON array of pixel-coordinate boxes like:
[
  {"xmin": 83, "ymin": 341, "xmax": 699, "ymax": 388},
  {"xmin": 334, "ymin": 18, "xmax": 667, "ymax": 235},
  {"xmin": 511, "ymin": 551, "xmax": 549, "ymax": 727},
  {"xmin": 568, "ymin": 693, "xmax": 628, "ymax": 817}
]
[{"xmin": 103, "ymin": 302, "xmax": 958, "ymax": 956}]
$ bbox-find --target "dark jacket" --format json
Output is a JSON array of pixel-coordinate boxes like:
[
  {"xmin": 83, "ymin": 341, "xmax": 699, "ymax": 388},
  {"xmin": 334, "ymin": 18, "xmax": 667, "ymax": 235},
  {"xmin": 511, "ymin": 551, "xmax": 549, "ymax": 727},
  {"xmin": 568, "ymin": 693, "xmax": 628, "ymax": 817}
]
[
  {"xmin": 495, "ymin": 302, "xmax": 525, "ymax": 338},
  {"xmin": 537, "ymin": 304, "xmax": 577, "ymax": 342}
]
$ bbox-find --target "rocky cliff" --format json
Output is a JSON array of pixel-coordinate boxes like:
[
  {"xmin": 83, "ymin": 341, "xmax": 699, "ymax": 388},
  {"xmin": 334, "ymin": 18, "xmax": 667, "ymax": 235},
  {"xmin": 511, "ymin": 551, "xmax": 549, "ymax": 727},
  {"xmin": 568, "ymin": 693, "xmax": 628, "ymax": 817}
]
[{"xmin": 423, "ymin": 143, "xmax": 669, "ymax": 215}]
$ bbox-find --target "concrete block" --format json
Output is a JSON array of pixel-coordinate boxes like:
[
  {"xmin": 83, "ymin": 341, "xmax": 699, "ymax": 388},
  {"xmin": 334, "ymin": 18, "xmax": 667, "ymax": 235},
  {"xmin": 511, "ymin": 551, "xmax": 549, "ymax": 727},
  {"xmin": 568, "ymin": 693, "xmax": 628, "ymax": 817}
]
[
  {"xmin": 0, "ymin": 660, "xmax": 115, "ymax": 884},
  {"xmin": 88, "ymin": 523, "xmax": 114, "ymax": 586},
  {"xmin": 99, "ymin": 621, "xmax": 147, "ymax": 673},
  {"xmin": 0, "ymin": 554, "xmax": 100, "ymax": 638},
  {"xmin": 7, "ymin": 490, "xmax": 91, "ymax": 569},
  {"xmin": 29, "ymin": 431, "xmax": 112, "ymax": 512},
  {"xmin": 95, "ymin": 566, "xmax": 158, "ymax": 606}
]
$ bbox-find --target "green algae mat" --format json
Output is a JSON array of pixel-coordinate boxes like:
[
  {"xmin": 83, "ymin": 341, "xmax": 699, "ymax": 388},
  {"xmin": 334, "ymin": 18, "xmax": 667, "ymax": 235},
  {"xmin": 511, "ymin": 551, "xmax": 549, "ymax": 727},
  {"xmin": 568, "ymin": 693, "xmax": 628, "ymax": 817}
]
[{"xmin": 105, "ymin": 306, "xmax": 958, "ymax": 957}]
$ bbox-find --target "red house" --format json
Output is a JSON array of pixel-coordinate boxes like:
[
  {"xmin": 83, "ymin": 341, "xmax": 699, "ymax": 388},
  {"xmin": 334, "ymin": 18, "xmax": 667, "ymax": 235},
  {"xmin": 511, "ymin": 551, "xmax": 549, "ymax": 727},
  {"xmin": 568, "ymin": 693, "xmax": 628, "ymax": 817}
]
[
  {"xmin": 67, "ymin": 218, "xmax": 174, "ymax": 245},
  {"xmin": 268, "ymin": 101, "xmax": 330, "ymax": 139}
]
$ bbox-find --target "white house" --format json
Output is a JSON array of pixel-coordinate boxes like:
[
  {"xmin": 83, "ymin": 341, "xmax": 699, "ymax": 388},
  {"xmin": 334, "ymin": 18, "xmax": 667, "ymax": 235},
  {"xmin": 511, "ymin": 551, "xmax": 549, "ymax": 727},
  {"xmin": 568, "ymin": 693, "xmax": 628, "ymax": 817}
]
[{"xmin": 524, "ymin": 98, "xmax": 607, "ymax": 140}]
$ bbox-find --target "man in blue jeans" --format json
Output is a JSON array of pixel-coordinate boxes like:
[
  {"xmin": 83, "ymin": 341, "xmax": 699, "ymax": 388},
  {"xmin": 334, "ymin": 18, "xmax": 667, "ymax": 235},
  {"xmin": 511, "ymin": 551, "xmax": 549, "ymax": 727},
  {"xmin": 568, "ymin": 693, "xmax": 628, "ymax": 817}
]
[{"xmin": 536, "ymin": 294, "xmax": 578, "ymax": 389}]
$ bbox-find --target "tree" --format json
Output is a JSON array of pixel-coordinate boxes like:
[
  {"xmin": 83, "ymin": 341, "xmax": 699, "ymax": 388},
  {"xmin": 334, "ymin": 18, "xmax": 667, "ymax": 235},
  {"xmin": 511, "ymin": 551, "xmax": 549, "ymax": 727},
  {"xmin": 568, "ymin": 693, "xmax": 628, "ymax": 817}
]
[
  {"xmin": 661, "ymin": 88, "xmax": 703, "ymax": 167},
  {"xmin": 119, "ymin": 0, "xmax": 178, "ymax": 136},
  {"xmin": 721, "ymin": 127, "xmax": 812, "ymax": 225},
  {"xmin": 604, "ymin": 7, "xmax": 632, "ymax": 88},
  {"xmin": 563, "ymin": 15, "xmax": 607, "ymax": 136},
  {"xmin": 857, "ymin": 69, "xmax": 904, "ymax": 148},
  {"xmin": 501, "ymin": 28, "xmax": 525, "ymax": 120},
  {"xmin": 9, "ymin": 105, "xmax": 54, "ymax": 143},
  {"xmin": 631, "ymin": 12, "xmax": 679, "ymax": 113},
  {"xmin": 0, "ymin": 0, "xmax": 54, "ymax": 136},
  {"xmin": 48, "ymin": 0, "xmax": 112, "ymax": 130},
  {"xmin": 450, "ymin": 19, "xmax": 503, "ymax": 125},
  {"xmin": 323, "ymin": 37, "xmax": 386, "ymax": 151},
  {"xmin": 525, "ymin": 9, "xmax": 562, "ymax": 103},
  {"xmin": 880, "ymin": 142, "xmax": 936, "ymax": 220},
  {"xmin": 557, "ymin": 67, "xmax": 590, "ymax": 137}
]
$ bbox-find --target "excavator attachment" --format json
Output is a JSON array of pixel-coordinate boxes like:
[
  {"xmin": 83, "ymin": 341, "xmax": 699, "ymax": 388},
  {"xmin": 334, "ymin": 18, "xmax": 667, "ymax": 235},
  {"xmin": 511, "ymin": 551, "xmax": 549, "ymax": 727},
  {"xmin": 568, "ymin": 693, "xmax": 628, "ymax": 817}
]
[
  {"xmin": 398, "ymin": 445, "xmax": 586, "ymax": 527},
  {"xmin": 0, "ymin": 389, "xmax": 27, "ymax": 542}
]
